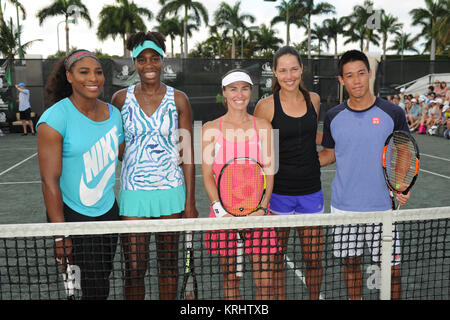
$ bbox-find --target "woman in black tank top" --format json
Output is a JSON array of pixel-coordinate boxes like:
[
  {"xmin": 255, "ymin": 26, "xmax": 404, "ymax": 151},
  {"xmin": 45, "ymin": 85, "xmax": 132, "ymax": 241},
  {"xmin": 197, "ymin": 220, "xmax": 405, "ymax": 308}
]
[{"xmin": 254, "ymin": 46, "xmax": 324, "ymax": 300}]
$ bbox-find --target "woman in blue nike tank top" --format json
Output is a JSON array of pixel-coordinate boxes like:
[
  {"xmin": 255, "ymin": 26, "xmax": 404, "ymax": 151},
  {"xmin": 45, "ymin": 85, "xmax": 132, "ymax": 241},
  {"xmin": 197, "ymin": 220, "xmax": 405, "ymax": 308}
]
[
  {"xmin": 111, "ymin": 31, "xmax": 198, "ymax": 300},
  {"xmin": 254, "ymin": 46, "xmax": 324, "ymax": 300},
  {"xmin": 37, "ymin": 50, "xmax": 125, "ymax": 300}
]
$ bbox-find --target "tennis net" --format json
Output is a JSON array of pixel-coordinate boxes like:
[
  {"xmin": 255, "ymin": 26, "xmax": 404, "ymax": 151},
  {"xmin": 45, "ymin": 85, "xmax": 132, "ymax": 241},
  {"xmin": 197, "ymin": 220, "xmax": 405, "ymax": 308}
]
[{"xmin": 0, "ymin": 207, "xmax": 449, "ymax": 300}]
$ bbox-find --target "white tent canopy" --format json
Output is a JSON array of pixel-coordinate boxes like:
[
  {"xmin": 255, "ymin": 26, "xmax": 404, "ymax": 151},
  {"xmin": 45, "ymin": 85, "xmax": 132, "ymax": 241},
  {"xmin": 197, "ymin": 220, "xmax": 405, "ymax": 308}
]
[{"xmin": 396, "ymin": 73, "xmax": 450, "ymax": 95}]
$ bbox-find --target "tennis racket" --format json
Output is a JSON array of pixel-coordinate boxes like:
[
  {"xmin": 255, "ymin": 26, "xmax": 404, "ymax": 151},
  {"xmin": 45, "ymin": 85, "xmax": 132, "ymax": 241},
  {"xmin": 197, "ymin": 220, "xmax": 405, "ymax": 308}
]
[
  {"xmin": 217, "ymin": 157, "xmax": 267, "ymax": 277},
  {"xmin": 180, "ymin": 231, "xmax": 198, "ymax": 300},
  {"xmin": 60, "ymin": 258, "xmax": 79, "ymax": 300},
  {"xmin": 382, "ymin": 130, "xmax": 420, "ymax": 209}
]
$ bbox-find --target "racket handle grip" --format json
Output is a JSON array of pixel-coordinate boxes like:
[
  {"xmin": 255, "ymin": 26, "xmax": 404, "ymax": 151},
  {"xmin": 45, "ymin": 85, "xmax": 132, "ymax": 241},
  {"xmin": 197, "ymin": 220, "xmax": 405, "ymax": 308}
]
[{"xmin": 212, "ymin": 202, "xmax": 227, "ymax": 218}]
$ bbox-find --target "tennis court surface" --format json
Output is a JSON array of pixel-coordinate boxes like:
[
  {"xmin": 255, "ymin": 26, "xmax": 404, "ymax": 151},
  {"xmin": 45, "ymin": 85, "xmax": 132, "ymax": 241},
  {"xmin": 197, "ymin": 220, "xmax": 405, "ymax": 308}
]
[{"xmin": 0, "ymin": 131, "xmax": 449, "ymax": 300}]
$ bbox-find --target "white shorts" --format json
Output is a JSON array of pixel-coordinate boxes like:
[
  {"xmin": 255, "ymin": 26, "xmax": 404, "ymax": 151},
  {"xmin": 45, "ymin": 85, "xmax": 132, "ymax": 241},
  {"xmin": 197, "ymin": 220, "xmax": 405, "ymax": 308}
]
[{"xmin": 331, "ymin": 206, "xmax": 401, "ymax": 265}]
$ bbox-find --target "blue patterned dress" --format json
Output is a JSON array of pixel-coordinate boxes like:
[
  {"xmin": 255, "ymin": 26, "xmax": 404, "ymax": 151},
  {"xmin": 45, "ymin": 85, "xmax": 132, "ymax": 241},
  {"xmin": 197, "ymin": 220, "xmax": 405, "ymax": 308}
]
[{"xmin": 118, "ymin": 84, "xmax": 186, "ymax": 218}]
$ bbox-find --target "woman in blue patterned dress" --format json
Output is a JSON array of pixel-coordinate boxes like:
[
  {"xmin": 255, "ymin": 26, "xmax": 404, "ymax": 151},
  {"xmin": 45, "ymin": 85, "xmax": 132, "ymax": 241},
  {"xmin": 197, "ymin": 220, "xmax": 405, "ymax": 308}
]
[{"xmin": 111, "ymin": 31, "xmax": 198, "ymax": 300}]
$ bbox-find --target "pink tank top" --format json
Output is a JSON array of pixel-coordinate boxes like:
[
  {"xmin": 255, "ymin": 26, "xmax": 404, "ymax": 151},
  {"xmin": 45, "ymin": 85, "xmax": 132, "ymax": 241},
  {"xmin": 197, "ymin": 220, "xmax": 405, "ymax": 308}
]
[{"xmin": 212, "ymin": 116, "xmax": 262, "ymax": 184}]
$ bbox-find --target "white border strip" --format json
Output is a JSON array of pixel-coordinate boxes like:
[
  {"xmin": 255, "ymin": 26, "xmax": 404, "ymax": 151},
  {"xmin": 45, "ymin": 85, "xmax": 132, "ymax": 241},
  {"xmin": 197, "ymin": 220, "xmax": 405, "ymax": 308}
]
[{"xmin": 1, "ymin": 207, "xmax": 449, "ymax": 239}]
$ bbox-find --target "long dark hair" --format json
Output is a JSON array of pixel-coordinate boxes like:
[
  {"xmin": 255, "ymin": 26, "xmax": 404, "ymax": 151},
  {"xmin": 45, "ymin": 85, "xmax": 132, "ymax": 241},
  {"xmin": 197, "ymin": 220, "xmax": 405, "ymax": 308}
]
[
  {"xmin": 44, "ymin": 57, "xmax": 72, "ymax": 106},
  {"xmin": 271, "ymin": 46, "xmax": 311, "ymax": 107},
  {"xmin": 45, "ymin": 50, "xmax": 102, "ymax": 107}
]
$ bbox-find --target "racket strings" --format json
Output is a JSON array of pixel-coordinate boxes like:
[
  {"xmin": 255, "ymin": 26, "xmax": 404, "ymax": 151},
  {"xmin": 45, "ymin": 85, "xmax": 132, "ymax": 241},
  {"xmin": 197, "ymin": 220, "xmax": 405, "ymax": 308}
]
[
  {"xmin": 386, "ymin": 135, "xmax": 417, "ymax": 191},
  {"xmin": 219, "ymin": 160, "xmax": 265, "ymax": 216}
]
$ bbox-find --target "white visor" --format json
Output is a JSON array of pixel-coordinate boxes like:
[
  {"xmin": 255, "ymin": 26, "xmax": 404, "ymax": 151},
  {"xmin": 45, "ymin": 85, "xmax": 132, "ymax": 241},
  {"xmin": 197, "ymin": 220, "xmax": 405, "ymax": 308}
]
[{"xmin": 222, "ymin": 71, "xmax": 253, "ymax": 87}]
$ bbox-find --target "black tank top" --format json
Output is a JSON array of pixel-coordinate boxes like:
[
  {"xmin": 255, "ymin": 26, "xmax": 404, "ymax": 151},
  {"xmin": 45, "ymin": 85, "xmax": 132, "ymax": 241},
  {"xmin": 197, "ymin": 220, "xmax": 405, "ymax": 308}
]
[{"xmin": 271, "ymin": 90, "xmax": 321, "ymax": 195}]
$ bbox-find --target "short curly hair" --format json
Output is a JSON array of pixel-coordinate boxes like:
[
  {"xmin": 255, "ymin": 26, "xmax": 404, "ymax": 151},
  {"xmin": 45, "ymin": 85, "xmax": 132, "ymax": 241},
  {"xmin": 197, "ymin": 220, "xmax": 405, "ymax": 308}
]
[{"xmin": 126, "ymin": 31, "xmax": 166, "ymax": 54}]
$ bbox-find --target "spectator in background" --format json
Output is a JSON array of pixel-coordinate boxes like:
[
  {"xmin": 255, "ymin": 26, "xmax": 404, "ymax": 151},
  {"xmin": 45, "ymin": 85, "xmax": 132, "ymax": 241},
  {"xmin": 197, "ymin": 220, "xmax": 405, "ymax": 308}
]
[
  {"xmin": 434, "ymin": 80, "xmax": 441, "ymax": 95},
  {"xmin": 443, "ymin": 102, "xmax": 450, "ymax": 139},
  {"xmin": 399, "ymin": 88, "xmax": 406, "ymax": 109},
  {"xmin": 439, "ymin": 81, "xmax": 448, "ymax": 98},
  {"xmin": 407, "ymin": 98, "xmax": 420, "ymax": 129},
  {"xmin": 425, "ymin": 100, "xmax": 441, "ymax": 135},
  {"xmin": 392, "ymin": 95, "xmax": 401, "ymax": 109},
  {"xmin": 404, "ymin": 98, "xmax": 411, "ymax": 116},
  {"xmin": 411, "ymin": 98, "xmax": 429, "ymax": 134},
  {"xmin": 426, "ymin": 91, "xmax": 436, "ymax": 104},
  {"xmin": 443, "ymin": 101, "xmax": 450, "ymax": 119},
  {"xmin": 15, "ymin": 83, "xmax": 35, "ymax": 136}
]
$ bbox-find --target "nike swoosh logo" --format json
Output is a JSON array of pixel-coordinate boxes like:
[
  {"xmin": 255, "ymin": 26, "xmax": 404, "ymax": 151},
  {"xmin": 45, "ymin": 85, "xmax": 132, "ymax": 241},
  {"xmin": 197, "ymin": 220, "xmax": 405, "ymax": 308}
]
[{"xmin": 79, "ymin": 161, "xmax": 115, "ymax": 206}]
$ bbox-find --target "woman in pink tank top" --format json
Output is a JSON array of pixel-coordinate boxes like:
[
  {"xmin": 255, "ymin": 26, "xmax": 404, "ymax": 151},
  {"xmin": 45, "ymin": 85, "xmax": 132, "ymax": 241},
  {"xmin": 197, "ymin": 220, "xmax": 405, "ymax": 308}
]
[{"xmin": 201, "ymin": 69, "xmax": 277, "ymax": 299}]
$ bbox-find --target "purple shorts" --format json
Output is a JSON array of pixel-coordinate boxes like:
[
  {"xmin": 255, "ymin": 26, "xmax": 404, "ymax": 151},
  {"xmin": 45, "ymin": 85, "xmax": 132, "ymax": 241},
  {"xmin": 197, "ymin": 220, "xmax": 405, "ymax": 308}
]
[{"xmin": 270, "ymin": 190, "xmax": 324, "ymax": 215}]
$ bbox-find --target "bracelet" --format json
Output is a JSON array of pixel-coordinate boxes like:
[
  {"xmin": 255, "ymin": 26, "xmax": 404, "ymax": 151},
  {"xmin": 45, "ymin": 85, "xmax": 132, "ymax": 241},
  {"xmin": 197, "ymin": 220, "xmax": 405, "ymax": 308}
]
[
  {"xmin": 259, "ymin": 207, "xmax": 269, "ymax": 215},
  {"xmin": 54, "ymin": 235, "xmax": 68, "ymax": 242}
]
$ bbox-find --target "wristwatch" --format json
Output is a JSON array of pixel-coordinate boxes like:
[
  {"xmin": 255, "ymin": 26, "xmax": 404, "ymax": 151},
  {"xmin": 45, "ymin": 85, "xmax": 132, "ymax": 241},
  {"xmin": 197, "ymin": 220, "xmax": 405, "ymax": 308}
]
[{"xmin": 259, "ymin": 207, "xmax": 269, "ymax": 215}]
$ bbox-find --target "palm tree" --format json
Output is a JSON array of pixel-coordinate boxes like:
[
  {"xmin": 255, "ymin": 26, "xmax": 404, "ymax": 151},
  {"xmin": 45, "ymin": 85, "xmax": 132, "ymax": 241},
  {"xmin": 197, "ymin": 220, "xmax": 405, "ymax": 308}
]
[
  {"xmin": 298, "ymin": 0, "xmax": 335, "ymax": 59},
  {"xmin": 169, "ymin": 14, "xmax": 200, "ymax": 57},
  {"xmin": 323, "ymin": 17, "xmax": 346, "ymax": 59},
  {"xmin": 435, "ymin": 0, "xmax": 449, "ymax": 54},
  {"xmin": 379, "ymin": 12, "xmax": 403, "ymax": 60},
  {"xmin": 214, "ymin": 1, "xmax": 255, "ymax": 59},
  {"xmin": 253, "ymin": 24, "xmax": 283, "ymax": 57},
  {"xmin": 158, "ymin": 0, "xmax": 208, "ymax": 59},
  {"xmin": 37, "ymin": 0, "xmax": 92, "ymax": 56},
  {"xmin": 343, "ymin": 22, "xmax": 380, "ymax": 52},
  {"xmin": 0, "ymin": 0, "xmax": 25, "ymax": 57},
  {"xmin": 0, "ymin": 17, "xmax": 41, "ymax": 58},
  {"xmin": 0, "ymin": 0, "xmax": 25, "ymax": 26},
  {"xmin": 410, "ymin": 0, "xmax": 447, "ymax": 61},
  {"xmin": 346, "ymin": 0, "xmax": 378, "ymax": 52},
  {"xmin": 239, "ymin": 25, "xmax": 258, "ymax": 58},
  {"xmin": 97, "ymin": 0, "xmax": 153, "ymax": 58},
  {"xmin": 207, "ymin": 25, "xmax": 230, "ymax": 58},
  {"xmin": 156, "ymin": 16, "xmax": 182, "ymax": 58},
  {"xmin": 388, "ymin": 33, "xmax": 420, "ymax": 56},
  {"xmin": 270, "ymin": 0, "xmax": 307, "ymax": 46},
  {"xmin": 310, "ymin": 23, "xmax": 328, "ymax": 56}
]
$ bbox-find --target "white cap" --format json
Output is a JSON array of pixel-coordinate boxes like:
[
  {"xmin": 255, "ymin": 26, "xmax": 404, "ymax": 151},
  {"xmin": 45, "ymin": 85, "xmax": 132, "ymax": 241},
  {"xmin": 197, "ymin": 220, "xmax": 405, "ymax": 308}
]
[
  {"xmin": 400, "ymin": 88, "xmax": 405, "ymax": 92},
  {"xmin": 436, "ymin": 98, "xmax": 443, "ymax": 103},
  {"xmin": 443, "ymin": 105, "xmax": 449, "ymax": 112},
  {"xmin": 411, "ymin": 98, "xmax": 417, "ymax": 103},
  {"xmin": 222, "ymin": 71, "xmax": 253, "ymax": 87}
]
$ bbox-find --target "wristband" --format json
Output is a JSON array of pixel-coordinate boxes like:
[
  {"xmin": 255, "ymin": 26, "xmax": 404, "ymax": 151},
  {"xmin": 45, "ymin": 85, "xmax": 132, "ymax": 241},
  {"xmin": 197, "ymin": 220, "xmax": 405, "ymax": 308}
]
[
  {"xmin": 54, "ymin": 235, "xmax": 68, "ymax": 242},
  {"xmin": 259, "ymin": 207, "xmax": 269, "ymax": 215},
  {"xmin": 212, "ymin": 201, "xmax": 227, "ymax": 218}
]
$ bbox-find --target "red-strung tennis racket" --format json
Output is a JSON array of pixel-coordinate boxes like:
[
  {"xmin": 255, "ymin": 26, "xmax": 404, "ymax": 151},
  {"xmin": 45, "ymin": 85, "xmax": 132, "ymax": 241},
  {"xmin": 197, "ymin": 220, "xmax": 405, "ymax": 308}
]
[
  {"xmin": 217, "ymin": 157, "xmax": 267, "ymax": 276},
  {"xmin": 382, "ymin": 130, "xmax": 420, "ymax": 209}
]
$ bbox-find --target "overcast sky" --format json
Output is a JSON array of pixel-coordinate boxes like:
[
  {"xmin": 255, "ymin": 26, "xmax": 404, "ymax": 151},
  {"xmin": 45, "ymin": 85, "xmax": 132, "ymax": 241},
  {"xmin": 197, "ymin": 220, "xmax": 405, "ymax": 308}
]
[{"xmin": 2, "ymin": 0, "xmax": 426, "ymax": 58}]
